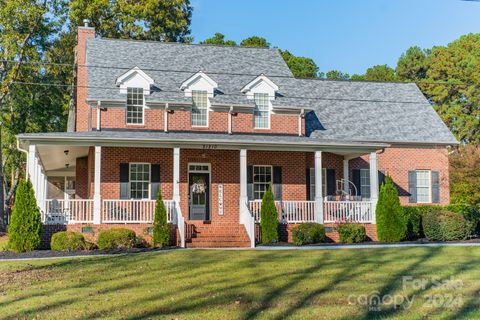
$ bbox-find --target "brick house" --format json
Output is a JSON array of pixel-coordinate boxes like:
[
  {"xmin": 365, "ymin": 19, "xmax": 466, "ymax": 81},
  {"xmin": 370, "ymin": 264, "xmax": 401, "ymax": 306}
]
[{"xmin": 16, "ymin": 24, "xmax": 457, "ymax": 247}]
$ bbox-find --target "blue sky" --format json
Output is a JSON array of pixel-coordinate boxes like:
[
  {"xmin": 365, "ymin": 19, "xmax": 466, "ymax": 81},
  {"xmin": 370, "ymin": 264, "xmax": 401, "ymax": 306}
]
[{"xmin": 190, "ymin": 0, "xmax": 480, "ymax": 75}]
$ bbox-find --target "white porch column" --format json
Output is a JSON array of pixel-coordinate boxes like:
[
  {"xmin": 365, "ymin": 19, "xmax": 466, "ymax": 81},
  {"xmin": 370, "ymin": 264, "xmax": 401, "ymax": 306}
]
[
  {"xmin": 39, "ymin": 170, "xmax": 46, "ymax": 211},
  {"xmin": 27, "ymin": 144, "xmax": 37, "ymax": 197},
  {"xmin": 369, "ymin": 152, "xmax": 379, "ymax": 224},
  {"xmin": 314, "ymin": 151, "xmax": 324, "ymax": 223},
  {"xmin": 239, "ymin": 149, "xmax": 248, "ymax": 205},
  {"xmin": 93, "ymin": 145, "xmax": 102, "ymax": 224},
  {"xmin": 173, "ymin": 147, "xmax": 180, "ymax": 203},
  {"xmin": 343, "ymin": 158, "xmax": 349, "ymax": 195}
]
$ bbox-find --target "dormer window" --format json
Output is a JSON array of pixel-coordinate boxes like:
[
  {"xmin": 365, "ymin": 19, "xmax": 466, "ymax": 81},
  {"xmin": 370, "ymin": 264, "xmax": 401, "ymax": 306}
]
[
  {"xmin": 127, "ymin": 87, "xmax": 144, "ymax": 124},
  {"xmin": 191, "ymin": 90, "xmax": 208, "ymax": 127},
  {"xmin": 254, "ymin": 93, "xmax": 270, "ymax": 129}
]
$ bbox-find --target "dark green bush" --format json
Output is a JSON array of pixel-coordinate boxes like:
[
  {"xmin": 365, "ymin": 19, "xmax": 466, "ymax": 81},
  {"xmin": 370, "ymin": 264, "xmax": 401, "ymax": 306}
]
[
  {"xmin": 152, "ymin": 189, "xmax": 170, "ymax": 247},
  {"xmin": 402, "ymin": 206, "xmax": 425, "ymax": 240},
  {"xmin": 423, "ymin": 209, "xmax": 474, "ymax": 241},
  {"xmin": 97, "ymin": 228, "xmax": 136, "ymax": 250},
  {"xmin": 50, "ymin": 231, "xmax": 86, "ymax": 251},
  {"xmin": 292, "ymin": 223, "xmax": 325, "ymax": 245},
  {"xmin": 337, "ymin": 224, "xmax": 366, "ymax": 243},
  {"xmin": 446, "ymin": 204, "xmax": 480, "ymax": 235},
  {"xmin": 260, "ymin": 185, "xmax": 278, "ymax": 244},
  {"xmin": 8, "ymin": 180, "xmax": 42, "ymax": 252},
  {"xmin": 376, "ymin": 176, "xmax": 406, "ymax": 242}
]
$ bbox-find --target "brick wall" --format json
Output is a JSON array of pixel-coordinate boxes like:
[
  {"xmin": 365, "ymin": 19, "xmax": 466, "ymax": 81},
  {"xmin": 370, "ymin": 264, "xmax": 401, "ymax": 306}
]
[
  {"xmin": 349, "ymin": 146, "xmax": 450, "ymax": 205},
  {"xmin": 75, "ymin": 156, "xmax": 88, "ymax": 199},
  {"xmin": 75, "ymin": 27, "xmax": 95, "ymax": 132}
]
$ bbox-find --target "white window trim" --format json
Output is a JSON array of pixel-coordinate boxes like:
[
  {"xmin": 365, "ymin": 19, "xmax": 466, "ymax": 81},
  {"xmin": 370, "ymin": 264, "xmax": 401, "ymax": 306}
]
[
  {"xmin": 191, "ymin": 90, "xmax": 209, "ymax": 128},
  {"xmin": 253, "ymin": 93, "xmax": 271, "ymax": 130},
  {"xmin": 126, "ymin": 87, "xmax": 145, "ymax": 125},
  {"xmin": 360, "ymin": 168, "xmax": 371, "ymax": 200},
  {"xmin": 129, "ymin": 162, "xmax": 151, "ymax": 200},
  {"xmin": 253, "ymin": 165, "xmax": 273, "ymax": 200},
  {"xmin": 309, "ymin": 168, "xmax": 327, "ymax": 198},
  {"xmin": 416, "ymin": 169, "xmax": 432, "ymax": 204}
]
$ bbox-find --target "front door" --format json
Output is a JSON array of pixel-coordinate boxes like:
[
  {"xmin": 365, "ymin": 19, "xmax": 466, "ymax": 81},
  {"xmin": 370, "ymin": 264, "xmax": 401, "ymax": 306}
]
[{"xmin": 189, "ymin": 172, "xmax": 210, "ymax": 221}]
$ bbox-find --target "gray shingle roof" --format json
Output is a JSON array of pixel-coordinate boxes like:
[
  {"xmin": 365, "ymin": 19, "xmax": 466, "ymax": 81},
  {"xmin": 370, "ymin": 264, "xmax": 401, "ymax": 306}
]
[{"xmin": 85, "ymin": 38, "xmax": 457, "ymax": 145}]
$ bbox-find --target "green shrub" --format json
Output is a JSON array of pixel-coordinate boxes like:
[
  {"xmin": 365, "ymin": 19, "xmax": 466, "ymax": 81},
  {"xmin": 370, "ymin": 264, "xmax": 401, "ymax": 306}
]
[
  {"xmin": 50, "ymin": 231, "xmax": 86, "ymax": 251},
  {"xmin": 292, "ymin": 223, "xmax": 325, "ymax": 245},
  {"xmin": 135, "ymin": 236, "xmax": 149, "ymax": 248},
  {"xmin": 97, "ymin": 228, "xmax": 136, "ymax": 250},
  {"xmin": 446, "ymin": 204, "xmax": 480, "ymax": 235},
  {"xmin": 8, "ymin": 180, "xmax": 42, "ymax": 252},
  {"xmin": 376, "ymin": 176, "xmax": 406, "ymax": 242},
  {"xmin": 402, "ymin": 206, "xmax": 424, "ymax": 240},
  {"xmin": 260, "ymin": 185, "xmax": 278, "ymax": 244},
  {"xmin": 337, "ymin": 224, "xmax": 366, "ymax": 243},
  {"xmin": 152, "ymin": 189, "xmax": 170, "ymax": 247},
  {"xmin": 423, "ymin": 209, "xmax": 474, "ymax": 241}
]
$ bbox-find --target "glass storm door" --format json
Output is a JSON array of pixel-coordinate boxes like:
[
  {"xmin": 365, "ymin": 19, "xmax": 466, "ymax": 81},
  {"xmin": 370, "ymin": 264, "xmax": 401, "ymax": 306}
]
[{"xmin": 188, "ymin": 172, "xmax": 210, "ymax": 221}]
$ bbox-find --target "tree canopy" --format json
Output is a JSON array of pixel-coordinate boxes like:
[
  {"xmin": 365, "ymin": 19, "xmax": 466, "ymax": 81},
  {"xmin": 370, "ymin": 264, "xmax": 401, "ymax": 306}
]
[
  {"xmin": 199, "ymin": 33, "xmax": 236, "ymax": 46},
  {"xmin": 69, "ymin": 0, "xmax": 193, "ymax": 42}
]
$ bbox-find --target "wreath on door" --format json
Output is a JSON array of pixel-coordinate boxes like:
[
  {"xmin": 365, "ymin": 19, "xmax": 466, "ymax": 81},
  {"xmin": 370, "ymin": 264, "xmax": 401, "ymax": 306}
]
[{"xmin": 191, "ymin": 178, "xmax": 206, "ymax": 194}]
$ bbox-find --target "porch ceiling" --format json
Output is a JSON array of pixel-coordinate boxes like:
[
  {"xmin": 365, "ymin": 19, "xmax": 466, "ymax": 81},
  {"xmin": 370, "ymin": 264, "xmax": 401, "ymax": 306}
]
[{"xmin": 37, "ymin": 145, "xmax": 89, "ymax": 172}]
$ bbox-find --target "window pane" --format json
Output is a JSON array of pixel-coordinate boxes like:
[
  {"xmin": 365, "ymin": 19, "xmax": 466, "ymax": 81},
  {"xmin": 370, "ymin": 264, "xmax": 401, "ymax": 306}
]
[
  {"xmin": 254, "ymin": 93, "xmax": 269, "ymax": 128},
  {"xmin": 309, "ymin": 168, "xmax": 327, "ymax": 197},
  {"xmin": 416, "ymin": 170, "xmax": 431, "ymax": 203},
  {"xmin": 127, "ymin": 88, "xmax": 144, "ymax": 124},
  {"xmin": 253, "ymin": 165, "xmax": 272, "ymax": 199},
  {"xmin": 191, "ymin": 90, "xmax": 208, "ymax": 126},
  {"xmin": 130, "ymin": 163, "xmax": 150, "ymax": 199},
  {"xmin": 360, "ymin": 169, "xmax": 371, "ymax": 199}
]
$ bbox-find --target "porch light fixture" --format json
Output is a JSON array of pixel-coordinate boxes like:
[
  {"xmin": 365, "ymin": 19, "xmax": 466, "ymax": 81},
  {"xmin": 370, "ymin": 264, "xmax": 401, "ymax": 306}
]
[
  {"xmin": 65, "ymin": 163, "xmax": 70, "ymax": 169},
  {"xmin": 64, "ymin": 149, "xmax": 69, "ymax": 156}
]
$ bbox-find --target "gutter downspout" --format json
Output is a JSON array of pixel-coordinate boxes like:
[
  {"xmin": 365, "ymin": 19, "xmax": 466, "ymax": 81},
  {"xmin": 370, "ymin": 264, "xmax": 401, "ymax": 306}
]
[
  {"xmin": 164, "ymin": 103, "xmax": 169, "ymax": 133},
  {"xmin": 96, "ymin": 101, "xmax": 102, "ymax": 131},
  {"xmin": 298, "ymin": 108, "xmax": 305, "ymax": 137},
  {"xmin": 228, "ymin": 106, "xmax": 233, "ymax": 135}
]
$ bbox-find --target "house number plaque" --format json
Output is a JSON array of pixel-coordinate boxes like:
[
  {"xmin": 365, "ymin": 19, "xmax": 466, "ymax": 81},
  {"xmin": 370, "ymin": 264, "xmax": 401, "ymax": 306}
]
[{"xmin": 218, "ymin": 184, "xmax": 224, "ymax": 215}]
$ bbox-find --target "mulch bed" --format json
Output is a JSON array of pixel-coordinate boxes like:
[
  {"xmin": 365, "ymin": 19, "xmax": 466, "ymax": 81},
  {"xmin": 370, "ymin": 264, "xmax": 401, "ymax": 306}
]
[{"xmin": 0, "ymin": 246, "xmax": 177, "ymax": 260}]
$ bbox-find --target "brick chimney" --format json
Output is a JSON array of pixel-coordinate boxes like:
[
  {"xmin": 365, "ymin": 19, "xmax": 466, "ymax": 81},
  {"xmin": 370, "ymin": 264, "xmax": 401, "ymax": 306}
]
[{"xmin": 74, "ymin": 20, "xmax": 95, "ymax": 132}]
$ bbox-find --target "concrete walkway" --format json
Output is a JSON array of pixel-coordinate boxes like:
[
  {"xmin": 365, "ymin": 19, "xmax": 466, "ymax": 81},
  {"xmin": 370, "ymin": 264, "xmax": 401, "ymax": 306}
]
[
  {"xmin": 2, "ymin": 242, "xmax": 480, "ymax": 261},
  {"xmin": 255, "ymin": 242, "xmax": 480, "ymax": 250}
]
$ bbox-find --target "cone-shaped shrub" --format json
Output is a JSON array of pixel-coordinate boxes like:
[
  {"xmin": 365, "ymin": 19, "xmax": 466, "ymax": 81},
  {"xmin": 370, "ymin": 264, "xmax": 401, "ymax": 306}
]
[
  {"xmin": 153, "ymin": 189, "xmax": 170, "ymax": 247},
  {"xmin": 376, "ymin": 176, "xmax": 406, "ymax": 242},
  {"xmin": 260, "ymin": 184, "xmax": 278, "ymax": 244},
  {"xmin": 8, "ymin": 180, "xmax": 42, "ymax": 252}
]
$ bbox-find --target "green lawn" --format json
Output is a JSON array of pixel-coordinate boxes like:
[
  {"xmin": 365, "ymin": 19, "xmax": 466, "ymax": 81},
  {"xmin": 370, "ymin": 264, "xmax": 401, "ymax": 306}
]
[{"xmin": 0, "ymin": 247, "xmax": 479, "ymax": 319}]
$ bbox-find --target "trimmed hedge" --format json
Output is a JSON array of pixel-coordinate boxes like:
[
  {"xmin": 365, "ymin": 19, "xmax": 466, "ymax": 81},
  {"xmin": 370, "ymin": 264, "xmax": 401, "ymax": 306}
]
[
  {"xmin": 401, "ymin": 205, "xmax": 479, "ymax": 240},
  {"xmin": 292, "ymin": 223, "xmax": 325, "ymax": 245},
  {"xmin": 50, "ymin": 231, "xmax": 86, "ymax": 251},
  {"xmin": 97, "ymin": 228, "xmax": 136, "ymax": 250},
  {"xmin": 376, "ymin": 176, "xmax": 406, "ymax": 242},
  {"xmin": 152, "ymin": 189, "xmax": 169, "ymax": 247},
  {"xmin": 8, "ymin": 180, "xmax": 42, "ymax": 252},
  {"xmin": 260, "ymin": 185, "xmax": 278, "ymax": 244},
  {"xmin": 423, "ymin": 209, "xmax": 474, "ymax": 241},
  {"xmin": 337, "ymin": 224, "xmax": 366, "ymax": 243}
]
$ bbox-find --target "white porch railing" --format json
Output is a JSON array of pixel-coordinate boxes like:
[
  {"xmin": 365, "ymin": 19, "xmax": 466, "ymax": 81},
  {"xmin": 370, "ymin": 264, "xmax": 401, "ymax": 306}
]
[
  {"xmin": 249, "ymin": 200, "xmax": 373, "ymax": 224},
  {"xmin": 44, "ymin": 199, "xmax": 94, "ymax": 224},
  {"xmin": 249, "ymin": 200, "xmax": 316, "ymax": 223},
  {"xmin": 102, "ymin": 199, "xmax": 175, "ymax": 223},
  {"xmin": 323, "ymin": 201, "xmax": 373, "ymax": 223}
]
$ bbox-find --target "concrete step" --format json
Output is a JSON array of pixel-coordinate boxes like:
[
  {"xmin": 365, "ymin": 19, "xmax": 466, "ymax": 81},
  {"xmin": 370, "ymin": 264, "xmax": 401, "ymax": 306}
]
[{"xmin": 187, "ymin": 240, "xmax": 250, "ymax": 248}]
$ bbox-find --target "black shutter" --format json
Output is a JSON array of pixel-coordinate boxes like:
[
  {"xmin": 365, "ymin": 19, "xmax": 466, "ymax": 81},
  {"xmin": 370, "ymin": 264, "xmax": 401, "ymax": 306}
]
[
  {"xmin": 408, "ymin": 171, "xmax": 417, "ymax": 203},
  {"xmin": 378, "ymin": 170, "xmax": 386, "ymax": 189},
  {"xmin": 150, "ymin": 164, "xmax": 160, "ymax": 200},
  {"xmin": 273, "ymin": 166, "xmax": 282, "ymax": 201},
  {"xmin": 431, "ymin": 171, "xmax": 440, "ymax": 203},
  {"xmin": 247, "ymin": 165, "xmax": 254, "ymax": 200},
  {"xmin": 120, "ymin": 163, "xmax": 129, "ymax": 199},
  {"xmin": 306, "ymin": 168, "xmax": 311, "ymax": 200},
  {"xmin": 352, "ymin": 169, "xmax": 361, "ymax": 197},
  {"xmin": 326, "ymin": 169, "xmax": 336, "ymax": 196}
]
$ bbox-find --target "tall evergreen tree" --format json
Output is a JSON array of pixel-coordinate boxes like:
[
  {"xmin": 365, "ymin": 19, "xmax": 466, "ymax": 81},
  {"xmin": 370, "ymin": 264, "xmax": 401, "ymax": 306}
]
[
  {"xmin": 152, "ymin": 189, "xmax": 169, "ymax": 247},
  {"xmin": 376, "ymin": 176, "xmax": 406, "ymax": 242},
  {"xmin": 8, "ymin": 180, "xmax": 42, "ymax": 252},
  {"xmin": 260, "ymin": 184, "xmax": 278, "ymax": 244}
]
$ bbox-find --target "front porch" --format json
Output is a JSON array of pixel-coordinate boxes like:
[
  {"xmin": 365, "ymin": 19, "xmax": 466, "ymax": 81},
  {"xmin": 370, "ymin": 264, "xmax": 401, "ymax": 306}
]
[{"xmin": 21, "ymin": 141, "xmax": 383, "ymax": 248}]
